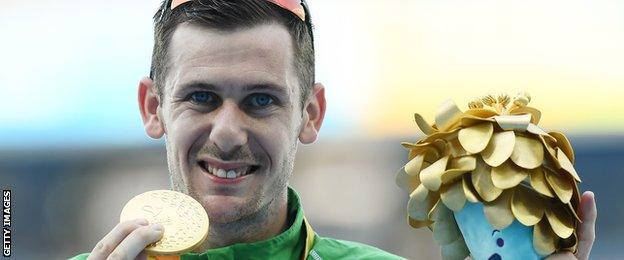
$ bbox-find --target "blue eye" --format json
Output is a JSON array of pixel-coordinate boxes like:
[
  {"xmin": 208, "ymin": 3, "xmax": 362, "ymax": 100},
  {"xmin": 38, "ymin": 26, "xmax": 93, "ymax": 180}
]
[
  {"xmin": 189, "ymin": 91, "xmax": 216, "ymax": 104},
  {"xmin": 496, "ymin": 238, "xmax": 504, "ymax": 247},
  {"xmin": 249, "ymin": 94, "xmax": 274, "ymax": 107}
]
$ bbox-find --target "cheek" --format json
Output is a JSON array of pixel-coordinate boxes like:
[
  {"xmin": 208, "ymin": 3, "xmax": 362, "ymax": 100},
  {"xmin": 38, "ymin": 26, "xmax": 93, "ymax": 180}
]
[
  {"xmin": 167, "ymin": 111, "xmax": 209, "ymax": 169},
  {"xmin": 252, "ymin": 115, "xmax": 299, "ymax": 165}
]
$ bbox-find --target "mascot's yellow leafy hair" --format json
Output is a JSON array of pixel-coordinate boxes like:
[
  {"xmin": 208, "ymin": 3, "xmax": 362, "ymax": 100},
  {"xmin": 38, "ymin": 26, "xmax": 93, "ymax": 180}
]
[{"xmin": 396, "ymin": 93, "xmax": 581, "ymax": 259}]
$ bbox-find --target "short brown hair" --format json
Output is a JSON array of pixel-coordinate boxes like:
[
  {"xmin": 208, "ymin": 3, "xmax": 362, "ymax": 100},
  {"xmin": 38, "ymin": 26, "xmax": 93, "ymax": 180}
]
[{"xmin": 150, "ymin": 0, "xmax": 315, "ymax": 107}]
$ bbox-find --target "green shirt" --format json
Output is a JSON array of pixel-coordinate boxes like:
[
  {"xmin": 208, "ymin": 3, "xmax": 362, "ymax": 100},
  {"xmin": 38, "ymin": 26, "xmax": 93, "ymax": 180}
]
[{"xmin": 71, "ymin": 188, "xmax": 404, "ymax": 260}]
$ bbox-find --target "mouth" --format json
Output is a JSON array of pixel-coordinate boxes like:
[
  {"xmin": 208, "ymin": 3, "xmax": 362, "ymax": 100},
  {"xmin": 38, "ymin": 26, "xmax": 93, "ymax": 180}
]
[{"xmin": 198, "ymin": 159, "xmax": 261, "ymax": 180}]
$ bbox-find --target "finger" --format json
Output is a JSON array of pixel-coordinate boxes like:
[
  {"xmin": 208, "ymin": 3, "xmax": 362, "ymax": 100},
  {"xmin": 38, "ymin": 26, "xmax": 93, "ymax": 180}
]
[
  {"xmin": 88, "ymin": 219, "xmax": 149, "ymax": 260},
  {"xmin": 108, "ymin": 223, "xmax": 164, "ymax": 260},
  {"xmin": 546, "ymin": 252, "xmax": 575, "ymax": 260},
  {"xmin": 576, "ymin": 191, "xmax": 597, "ymax": 260}
]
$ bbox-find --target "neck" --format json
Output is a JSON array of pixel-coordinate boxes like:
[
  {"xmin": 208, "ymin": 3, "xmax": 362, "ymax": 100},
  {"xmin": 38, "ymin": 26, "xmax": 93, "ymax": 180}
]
[{"xmin": 198, "ymin": 189, "xmax": 290, "ymax": 250}]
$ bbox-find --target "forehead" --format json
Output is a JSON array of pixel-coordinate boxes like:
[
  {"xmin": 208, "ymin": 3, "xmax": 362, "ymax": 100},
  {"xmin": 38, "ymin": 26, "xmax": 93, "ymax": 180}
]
[{"xmin": 166, "ymin": 22, "xmax": 296, "ymax": 92}]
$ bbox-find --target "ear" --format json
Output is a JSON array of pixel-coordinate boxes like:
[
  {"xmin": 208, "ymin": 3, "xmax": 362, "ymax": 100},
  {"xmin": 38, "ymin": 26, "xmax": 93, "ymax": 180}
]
[
  {"xmin": 138, "ymin": 77, "xmax": 165, "ymax": 139},
  {"xmin": 299, "ymin": 83, "xmax": 326, "ymax": 144}
]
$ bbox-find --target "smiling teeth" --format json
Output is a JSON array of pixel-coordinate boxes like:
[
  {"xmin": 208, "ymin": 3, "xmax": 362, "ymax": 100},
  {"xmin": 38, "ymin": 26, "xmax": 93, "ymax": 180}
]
[{"xmin": 205, "ymin": 164, "xmax": 250, "ymax": 179}]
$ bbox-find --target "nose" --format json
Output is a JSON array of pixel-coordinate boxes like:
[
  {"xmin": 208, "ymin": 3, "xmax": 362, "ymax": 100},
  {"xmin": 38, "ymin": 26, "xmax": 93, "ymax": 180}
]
[{"xmin": 208, "ymin": 101, "xmax": 248, "ymax": 154}]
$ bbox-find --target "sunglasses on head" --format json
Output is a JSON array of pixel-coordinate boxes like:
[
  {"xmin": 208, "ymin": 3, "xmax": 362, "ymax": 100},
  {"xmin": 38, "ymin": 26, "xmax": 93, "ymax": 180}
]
[{"xmin": 172, "ymin": 0, "xmax": 307, "ymax": 21}]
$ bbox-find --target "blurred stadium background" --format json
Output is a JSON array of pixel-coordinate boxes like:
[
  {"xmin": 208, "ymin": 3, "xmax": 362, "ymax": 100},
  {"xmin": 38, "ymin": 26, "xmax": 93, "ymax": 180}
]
[{"xmin": 1, "ymin": 0, "xmax": 623, "ymax": 259}]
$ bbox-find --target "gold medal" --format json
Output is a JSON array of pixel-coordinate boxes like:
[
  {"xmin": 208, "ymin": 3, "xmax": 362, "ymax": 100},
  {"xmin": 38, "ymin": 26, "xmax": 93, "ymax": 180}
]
[{"xmin": 120, "ymin": 190, "xmax": 209, "ymax": 256}]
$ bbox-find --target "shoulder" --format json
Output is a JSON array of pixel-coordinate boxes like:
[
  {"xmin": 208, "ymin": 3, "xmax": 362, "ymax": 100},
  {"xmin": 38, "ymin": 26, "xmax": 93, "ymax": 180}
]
[{"xmin": 309, "ymin": 236, "xmax": 406, "ymax": 260}]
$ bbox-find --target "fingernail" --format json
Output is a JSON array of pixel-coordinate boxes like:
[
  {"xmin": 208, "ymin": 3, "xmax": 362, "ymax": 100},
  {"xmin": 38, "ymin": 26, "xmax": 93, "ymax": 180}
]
[
  {"xmin": 152, "ymin": 223, "xmax": 163, "ymax": 232},
  {"xmin": 583, "ymin": 191, "xmax": 595, "ymax": 200}
]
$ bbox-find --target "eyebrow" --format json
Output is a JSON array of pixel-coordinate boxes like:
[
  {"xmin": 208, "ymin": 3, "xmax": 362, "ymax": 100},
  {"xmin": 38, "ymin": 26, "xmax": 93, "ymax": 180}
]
[
  {"xmin": 176, "ymin": 82, "xmax": 287, "ymax": 94},
  {"xmin": 491, "ymin": 230, "xmax": 500, "ymax": 236},
  {"xmin": 244, "ymin": 83, "xmax": 287, "ymax": 93},
  {"xmin": 174, "ymin": 82, "xmax": 218, "ymax": 95}
]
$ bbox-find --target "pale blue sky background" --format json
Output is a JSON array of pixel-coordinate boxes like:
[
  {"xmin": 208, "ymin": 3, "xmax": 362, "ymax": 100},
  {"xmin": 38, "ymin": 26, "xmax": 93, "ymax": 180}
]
[
  {"xmin": 0, "ymin": 0, "xmax": 362, "ymax": 149},
  {"xmin": 2, "ymin": 0, "xmax": 623, "ymax": 149}
]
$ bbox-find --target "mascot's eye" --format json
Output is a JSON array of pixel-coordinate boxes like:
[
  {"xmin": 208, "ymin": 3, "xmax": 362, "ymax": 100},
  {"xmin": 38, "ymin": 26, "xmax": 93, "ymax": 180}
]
[{"xmin": 496, "ymin": 238, "xmax": 504, "ymax": 247}]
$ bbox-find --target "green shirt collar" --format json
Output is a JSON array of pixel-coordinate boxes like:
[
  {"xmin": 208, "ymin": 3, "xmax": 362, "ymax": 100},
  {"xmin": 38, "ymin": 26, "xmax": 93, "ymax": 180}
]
[{"xmin": 182, "ymin": 187, "xmax": 306, "ymax": 260}]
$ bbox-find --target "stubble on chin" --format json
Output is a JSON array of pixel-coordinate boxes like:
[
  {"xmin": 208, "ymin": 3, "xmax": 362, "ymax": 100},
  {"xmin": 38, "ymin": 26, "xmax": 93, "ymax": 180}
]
[{"xmin": 163, "ymin": 123, "xmax": 300, "ymax": 248}]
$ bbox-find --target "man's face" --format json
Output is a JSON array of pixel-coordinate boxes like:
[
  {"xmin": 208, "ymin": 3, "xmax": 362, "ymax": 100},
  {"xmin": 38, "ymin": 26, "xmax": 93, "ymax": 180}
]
[{"xmin": 156, "ymin": 22, "xmax": 305, "ymax": 224}]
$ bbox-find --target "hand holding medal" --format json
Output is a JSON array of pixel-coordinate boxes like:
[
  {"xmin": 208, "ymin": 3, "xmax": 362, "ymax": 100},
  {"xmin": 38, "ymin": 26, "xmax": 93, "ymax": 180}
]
[{"xmin": 119, "ymin": 190, "xmax": 209, "ymax": 259}]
